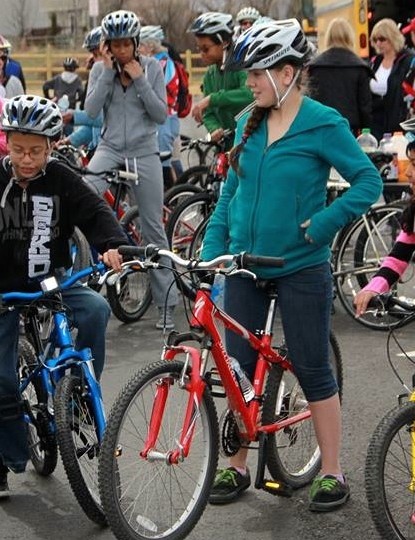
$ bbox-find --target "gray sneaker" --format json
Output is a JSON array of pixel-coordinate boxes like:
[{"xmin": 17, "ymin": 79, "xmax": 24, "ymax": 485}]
[{"xmin": 155, "ymin": 307, "xmax": 175, "ymax": 330}]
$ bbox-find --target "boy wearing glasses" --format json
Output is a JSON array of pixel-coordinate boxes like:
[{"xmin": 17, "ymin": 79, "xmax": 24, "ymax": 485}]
[
  {"xmin": 188, "ymin": 12, "xmax": 253, "ymax": 147},
  {"xmin": 0, "ymin": 94, "xmax": 127, "ymax": 498}
]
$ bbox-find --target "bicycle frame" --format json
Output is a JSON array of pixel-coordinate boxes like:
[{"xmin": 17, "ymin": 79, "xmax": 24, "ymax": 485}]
[
  {"xmin": 4, "ymin": 264, "xmax": 110, "ymax": 440},
  {"xmin": 141, "ymin": 282, "xmax": 311, "ymax": 464}
]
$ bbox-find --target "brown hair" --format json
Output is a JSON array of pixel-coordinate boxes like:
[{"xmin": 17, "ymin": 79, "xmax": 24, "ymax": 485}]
[{"xmin": 229, "ymin": 106, "xmax": 268, "ymax": 173}]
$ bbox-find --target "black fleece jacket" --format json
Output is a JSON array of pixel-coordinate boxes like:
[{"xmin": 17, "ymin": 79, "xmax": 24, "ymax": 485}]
[
  {"xmin": 0, "ymin": 157, "xmax": 128, "ymax": 292},
  {"xmin": 308, "ymin": 47, "xmax": 374, "ymax": 133}
]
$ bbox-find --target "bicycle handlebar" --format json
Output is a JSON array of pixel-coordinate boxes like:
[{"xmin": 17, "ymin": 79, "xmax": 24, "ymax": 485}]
[
  {"xmin": 0, "ymin": 262, "xmax": 109, "ymax": 305},
  {"xmin": 369, "ymin": 293, "xmax": 415, "ymax": 313},
  {"xmin": 117, "ymin": 244, "xmax": 285, "ymax": 270}
]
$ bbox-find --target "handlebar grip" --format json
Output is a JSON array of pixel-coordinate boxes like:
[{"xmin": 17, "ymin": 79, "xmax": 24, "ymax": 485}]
[
  {"xmin": 237, "ymin": 253, "xmax": 285, "ymax": 268},
  {"xmin": 118, "ymin": 244, "xmax": 158, "ymax": 259}
]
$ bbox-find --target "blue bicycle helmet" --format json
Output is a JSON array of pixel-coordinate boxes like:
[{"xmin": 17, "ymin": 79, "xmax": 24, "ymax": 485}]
[
  {"xmin": 83, "ymin": 26, "xmax": 103, "ymax": 51},
  {"xmin": 140, "ymin": 25, "xmax": 165, "ymax": 43},
  {"xmin": 188, "ymin": 12, "xmax": 234, "ymax": 40},
  {"xmin": 2, "ymin": 95, "xmax": 63, "ymax": 138}
]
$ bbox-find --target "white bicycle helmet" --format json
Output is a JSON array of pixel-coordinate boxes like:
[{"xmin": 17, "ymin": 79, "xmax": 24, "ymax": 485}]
[
  {"xmin": 0, "ymin": 35, "xmax": 11, "ymax": 54},
  {"xmin": 1, "ymin": 95, "xmax": 63, "ymax": 138},
  {"xmin": 188, "ymin": 12, "xmax": 234, "ymax": 38},
  {"xmin": 101, "ymin": 10, "xmax": 141, "ymax": 40},
  {"xmin": 140, "ymin": 25, "xmax": 165, "ymax": 43},
  {"xmin": 82, "ymin": 26, "xmax": 103, "ymax": 51},
  {"xmin": 225, "ymin": 19, "xmax": 311, "ymax": 71},
  {"xmin": 236, "ymin": 6, "xmax": 261, "ymax": 23}
]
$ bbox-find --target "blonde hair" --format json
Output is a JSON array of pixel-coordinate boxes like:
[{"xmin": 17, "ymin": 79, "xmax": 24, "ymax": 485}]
[
  {"xmin": 325, "ymin": 18, "xmax": 355, "ymax": 51},
  {"xmin": 370, "ymin": 18, "xmax": 405, "ymax": 53}
]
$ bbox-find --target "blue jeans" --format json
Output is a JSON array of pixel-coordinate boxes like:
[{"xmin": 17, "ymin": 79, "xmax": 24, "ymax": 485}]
[
  {"xmin": 224, "ymin": 263, "xmax": 336, "ymax": 402},
  {"xmin": 158, "ymin": 115, "xmax": 180, "ymax": 168},
  {"xmin": 0, "ymin": 285, "xmax": 111, "ymax": 471}
]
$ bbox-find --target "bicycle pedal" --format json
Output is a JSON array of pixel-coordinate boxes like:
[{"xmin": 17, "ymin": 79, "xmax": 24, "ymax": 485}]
[{"xmin": 260, "ymin": 479, "xmax": 293, "ymax": 498}]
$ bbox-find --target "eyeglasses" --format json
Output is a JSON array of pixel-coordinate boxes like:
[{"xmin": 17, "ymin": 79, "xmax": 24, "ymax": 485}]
[
  {"xmin": 373, "ymin": 36, "xmax": 387, "ymax": 43},
  {"xmin": 9, "ymin": 147, "xmax": 48, "ymax": 160},
  {"xmin": 197, "ymin": 44, "xmax": 217, "ymax": 54}
]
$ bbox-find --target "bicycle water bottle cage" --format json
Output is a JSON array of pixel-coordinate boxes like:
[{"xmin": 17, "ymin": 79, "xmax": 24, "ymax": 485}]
[{"xmin": 0, "ymin": 395, "xmax": 25, "ymax": 423}]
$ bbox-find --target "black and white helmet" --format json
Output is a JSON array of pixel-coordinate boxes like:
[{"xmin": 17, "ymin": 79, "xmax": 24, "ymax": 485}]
[
  {"xmin": 236, "ymin": 6, "xmax": 261, "ymax": 23},
  {"xmin": 140, "ymin": 25, "xmax": 165, "ymax": 43},
  {"xmin": 1, "ymin": 95, "xmax": 63, "ymax": 138},
  {"xmin": 226, "ymin": 19, "xmax": 312, "ymax": 71},
  {"xmin": 63, "ymin": 57, "xmax": 79, "ymax": 70},
  {"xmin": 83, "ymin": 26, "xmax": 103, "ymax": 51},
  {"xmin": 101, "ymin": 10, "xmax": 141, "ymax": 40},
  {"xmin": 188, "ymin": 12, "xmax": 234, "ymax": 38}
]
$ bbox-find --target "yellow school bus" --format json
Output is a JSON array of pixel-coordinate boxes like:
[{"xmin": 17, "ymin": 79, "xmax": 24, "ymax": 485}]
[{"xmin": 314, "ymin": 0, "xmax": 369, "ymax": 57}]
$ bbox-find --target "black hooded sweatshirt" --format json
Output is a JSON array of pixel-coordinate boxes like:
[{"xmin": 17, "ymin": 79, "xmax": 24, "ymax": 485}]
[
  {"xmin": 308, "ymin": 47, "xmax": 374, "ymax": 134},
  {"xmin": 0, "ymin": 157, "xmax": 127, "ymax": 292}
]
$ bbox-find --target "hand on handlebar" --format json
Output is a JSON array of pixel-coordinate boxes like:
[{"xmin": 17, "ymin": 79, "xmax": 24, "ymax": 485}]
[
  {"xmin": 101, "ymin": 248, "xmax": 123, "ymax": 273},
  {"xmin": 354, "ymin": 289, "xmax": 377, "ymax": 317}
]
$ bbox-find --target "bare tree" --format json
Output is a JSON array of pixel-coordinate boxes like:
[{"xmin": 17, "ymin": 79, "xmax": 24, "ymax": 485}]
[{"xmin": 8, "ymin": 0, "xmax": 40, "ymax": 47}]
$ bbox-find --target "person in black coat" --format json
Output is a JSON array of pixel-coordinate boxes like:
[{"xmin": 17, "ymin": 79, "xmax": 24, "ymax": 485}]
[
  {"xmin": 308, "ymin": 17, "xmax": 373, "ymax": 136},
  {"xmin": 369, "ymin": 18, "xmax": 414, "ymax": 141}
]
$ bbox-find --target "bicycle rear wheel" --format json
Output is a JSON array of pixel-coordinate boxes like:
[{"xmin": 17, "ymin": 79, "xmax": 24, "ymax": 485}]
[
  {"xmin": 262, "ymin": 331, "xmax": 343, "ymax": 488},
  {"xmin": 365, "ymin": 401, "xmax": 415, "ymax": 540},
  {"xmin": 334, "ymin": 204, "xmax": 410, "ymax": 330},
  {"xmin": 17, "ymin": 338, "xmax": 58, "ymax": 476},
  {"xmin": 54, "ymin": 374, "xmax": 106, "ymax": 525},
  {"xmin": 176, "ymin": 165, "xmax": 209, "ymax": 188},
  {"xmin": 99, "ymin": 360, "xmax": 219, "ymax": 540},
  {"xmin": 107, "ymin": 206, "xmax": 152, "ymax": 323}
]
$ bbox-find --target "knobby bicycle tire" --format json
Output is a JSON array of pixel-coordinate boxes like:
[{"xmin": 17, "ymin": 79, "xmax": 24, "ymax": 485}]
[
  {"xmin": 176, "ymin": 165, "xmax": 209, "ymax": 188},
  {"xmin": 107, "ymin": 206, "xmax": 152, "ymax": 323},
  {"xmin": 174, "ymin": 214, "xmax": 210, "ymax": 301},
  {"xmin": 334, "ymin": 203, "xmax": 409, "ymax": 330},
  {"xmin": 166, "ymin": 192, "xmax": 214, "ymax": 300},
  {"xmin": 18, "ymin": 338, "xmax": 58, "ymax": 476},
  {"xmin": 365, "ymin": 401, "xmax": 415, "ymax": 540},
  {"xmin": 70, "ymin": 227, "xmax": 91, "ymax": 276},
  {"xmin": 99, "ymin": 360, "xmax": 219, "ymax": 540},
  {"xmin": 262, "ymin": 331, "xmax": 343, "ymax": 488},
  {"xmin": 54, "ymin": 374, "xmax": 106, "ymax": 526},
  {"xmin": 163, "ymin": 183, "xmax": 203, "ymax": 227}
]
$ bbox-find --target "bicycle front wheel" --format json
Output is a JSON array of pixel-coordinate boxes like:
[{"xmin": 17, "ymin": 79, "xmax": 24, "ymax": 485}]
[
  {"xmin": 54, "ymin": 374, "xmax": 106, "ymax": 526},
  {"xmin": 99, "ymin": 361, "xmax": 219, "ymax": 540},
  {"xmin": 107, "ymin": 206, "xmax": 152, "ymax": 323},
  {"xmin": 18, "ymin": 338, "xmax": 58, "ymax": 476},
  {"xmin": 262, "ymin": 331, "xmax": 343, "ymax": 488},
  {"xmin": 365, "ymin": 401, "xmax": 415, "ymax": 540}
]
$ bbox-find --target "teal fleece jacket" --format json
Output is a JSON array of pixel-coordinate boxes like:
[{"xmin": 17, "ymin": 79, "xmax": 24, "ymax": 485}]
[{"xmin": 201, "ymin": 96, "xmax": 383, "ymax": 278}]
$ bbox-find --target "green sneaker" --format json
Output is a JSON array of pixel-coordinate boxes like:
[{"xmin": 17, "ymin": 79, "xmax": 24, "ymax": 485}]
[
  {"xmin": 309, "ymin": 475, "xmax": 350, "ymax": 512},
  {"xmin": 209, "ymin": 467, "xmax": 251, "ymax": 505}
]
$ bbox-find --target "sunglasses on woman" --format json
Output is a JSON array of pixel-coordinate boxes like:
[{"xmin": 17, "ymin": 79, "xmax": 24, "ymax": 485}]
[{"xmin": 373, "ymin": 36, "xmax": 387, "ymax": 43}]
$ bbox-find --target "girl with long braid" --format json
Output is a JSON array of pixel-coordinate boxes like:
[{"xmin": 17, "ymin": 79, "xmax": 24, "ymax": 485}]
[{"xmin": 201, "ymin": 19, "xmax": 382, "ymax": 511}]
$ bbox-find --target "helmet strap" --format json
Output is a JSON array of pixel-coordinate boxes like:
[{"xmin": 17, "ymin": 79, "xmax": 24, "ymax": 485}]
[{"xmin": 266, "ymin": 69, "xmax": 300, "ymax": 110}]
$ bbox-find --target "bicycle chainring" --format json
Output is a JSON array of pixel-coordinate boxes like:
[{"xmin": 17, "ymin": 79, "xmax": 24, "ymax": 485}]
[{"xmin": 219, "ymin": 408, "xmax": 242, "ymax": 457}]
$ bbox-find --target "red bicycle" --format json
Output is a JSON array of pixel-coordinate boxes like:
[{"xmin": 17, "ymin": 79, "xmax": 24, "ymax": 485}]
[{"xmin": 98, "ymin": 245, "xmax": 343, "ymax": 540}]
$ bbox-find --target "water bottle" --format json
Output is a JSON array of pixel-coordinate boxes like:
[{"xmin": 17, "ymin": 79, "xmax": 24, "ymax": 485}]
[
  {"xmin": 229, "ymin": 357, "xmax": 255, "ymax": 403},
  {"xmin": 210, "ymin": 274, "xmax": 225, "ymax": 310},
  {"xmin": 390, "ymin": 131, "xmax": 409, "ymax": 182},
  {"xmin": 356, "ymin": 128, "xmax": 378, "ymax": 153},
  {"xmin": 57, "ymin": 94, "xmax": 70, "ymax": 112}
]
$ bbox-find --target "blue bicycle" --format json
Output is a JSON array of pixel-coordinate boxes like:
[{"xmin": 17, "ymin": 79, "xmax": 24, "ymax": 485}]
[{"xmin": 3, "ymin": 263, "xmax": 112, "ymax": 525}]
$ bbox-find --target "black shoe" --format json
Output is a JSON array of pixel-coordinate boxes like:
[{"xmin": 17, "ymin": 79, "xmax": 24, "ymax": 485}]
[
  {"xmin": 309, "ymin": 474, "xmax": 350, "ymax": 512},
  {"xmin": 0, "ymin": 464, "xmax": 10, "ymax": 500},
  {"xmin": 209, "ymin": 467, "xmax": 251, "ymax": 505}
]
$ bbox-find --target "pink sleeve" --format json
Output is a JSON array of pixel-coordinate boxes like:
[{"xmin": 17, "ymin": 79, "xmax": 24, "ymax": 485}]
[{"xmin": 0, "ymin": 98, "xmax": 7, "ymax": 157}]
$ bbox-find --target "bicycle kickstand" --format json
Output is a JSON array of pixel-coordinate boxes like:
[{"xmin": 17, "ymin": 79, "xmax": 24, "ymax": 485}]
[{"xmin": 254, "ymin": 432, "xmax": 293, "ymax": 498}]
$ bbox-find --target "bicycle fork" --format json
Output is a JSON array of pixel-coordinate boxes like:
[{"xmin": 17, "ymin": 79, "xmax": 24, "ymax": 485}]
[{"xmin": 140, "ymin": 346, "xmax": 207, "ymax": 465}]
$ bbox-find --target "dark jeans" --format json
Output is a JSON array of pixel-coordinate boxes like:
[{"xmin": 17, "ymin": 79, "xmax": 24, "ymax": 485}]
[
  {"xmin": 224, "ymin": 263, "xmax": 337, "ymax": 403},
  {"xmin": 0, "ymin": 285, "xmax": 110, "ymax": 471}
]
